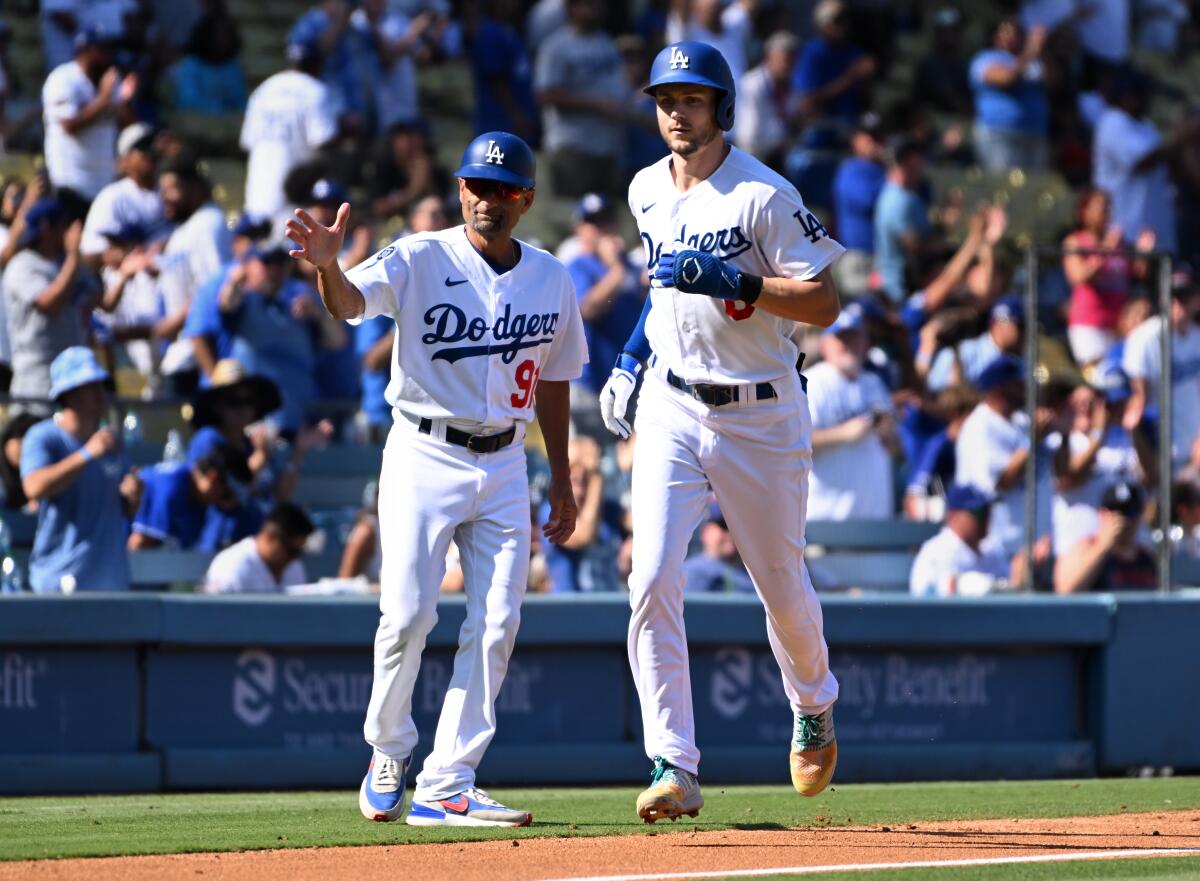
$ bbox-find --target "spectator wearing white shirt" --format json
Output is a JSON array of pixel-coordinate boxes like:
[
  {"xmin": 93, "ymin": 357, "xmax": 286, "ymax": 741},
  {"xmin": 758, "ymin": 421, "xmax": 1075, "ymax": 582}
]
[
  {"xmin": 156, "ymin": 159, "xmax": 234, "ymax": 396},
  {"xmin": 954, "ymin": 355, "xmax": 1056, "ymax": 559},
  {"xmin": 1122, "ymin": 268, "xmax": 1200, "ymax": 471},
  {"xmin": 239, "ymin": 39, "xmax": 341, "ymax": 222},
  {"xmin": 1093, "ymin": 70, "xmax": 1183, "ymax": 256},
  {"xmin": 81, "ymin": 122, "xmax": 166, "ymax": 267},
  {"xmin": 1055, "ymin": 478, "xmax": 1157, "ymax": 593},
  {"xmin": 203, "ymin": 502, "xmax": 314, "ymax": 594},
  {"xmin": 806, "ymin": 304, "xmax": 901, "ymax": 521},
  {"xmin": 1051, "ymin": 367, "xmax": 1153, "ymax": 555},
  {"xmin": 910, "ymin": 484, "xmax": 1015, "ymax": 597},
  {"xmin": 42, "ymin": 26, "xmax": 137, "ymax": 217},
  {"xmin": 40, "ymin": 0, "xmax": 84, "ymax": 73},
  {"xmin": 927, "ymin": 296, "xmax": 1025, "ymax": 392},
  {"xmin": 733, "ymin": 31, "xmax": 797, "ymax": 167}
]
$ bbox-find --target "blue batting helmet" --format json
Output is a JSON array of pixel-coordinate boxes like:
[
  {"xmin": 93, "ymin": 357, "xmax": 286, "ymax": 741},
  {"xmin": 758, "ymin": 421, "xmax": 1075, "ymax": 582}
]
[
  {"xmin": 644, "ymin": 41, "xmax": 736, "ymax": 131},
  {"xmin": 454, "ymin": 131, "xmax": 536, "ymax": 189}
]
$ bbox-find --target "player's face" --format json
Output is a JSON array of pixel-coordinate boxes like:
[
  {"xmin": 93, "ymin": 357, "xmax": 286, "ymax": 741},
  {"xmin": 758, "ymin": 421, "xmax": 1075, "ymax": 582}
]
[
  {"xmin": 458, "ymin": 178, "xmax": 534, "ymax": 240},
  {"xmin": 653, "ymin": 84, "xmax": 721, "ymax": 157}
]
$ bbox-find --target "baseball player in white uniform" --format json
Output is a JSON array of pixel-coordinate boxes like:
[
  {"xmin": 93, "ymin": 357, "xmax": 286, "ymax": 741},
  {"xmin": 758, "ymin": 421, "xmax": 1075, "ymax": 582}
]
[
  {"xmin": 599, "ymin": 41, "xmax": 845, "ymax": 823},
  {"xmin": 288, "ymin": 131, "xmax": 587, "ymax": 827}
]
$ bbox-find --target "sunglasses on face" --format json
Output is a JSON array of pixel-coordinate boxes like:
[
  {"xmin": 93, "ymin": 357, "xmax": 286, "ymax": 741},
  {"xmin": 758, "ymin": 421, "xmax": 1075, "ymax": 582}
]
[{"xmin": 463, "ymin": 178, "xmax": 529, "ymax": 202}]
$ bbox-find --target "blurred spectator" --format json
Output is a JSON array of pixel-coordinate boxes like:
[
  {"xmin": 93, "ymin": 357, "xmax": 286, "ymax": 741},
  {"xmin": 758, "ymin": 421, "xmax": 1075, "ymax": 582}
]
[
  {"xmin": 203, "ymin": 502, "xmax": 314, "ymax": 593},
  {"xmin": 541, "ymin": 435, "xmax": 622, "ymax": 592},
  {"xmin": 1170, "ymin": 477, "xmax": 1200, "ymax": 558},
  {"xmin": 157, "ymin": 159, "xmax": 233, "ymax": 396},
  {"xmin": 93, "ymin": 222, "xmax": 160, "ymax": 386},
  {"xmin": 831, "ymin": 112, "xmax": 885, "ymax": 299},
  {"xmin": 682, "ymin": 504, "xmax": 753, "ymax": 593},
  {"xmin": 915, "ymin": 7, "xmax": 972, "ymax": 117},
  {"xmin": 806, "ymin": 305, "xmax": 900, "ymax": 521},
  {"xmin": 1137, "ymin": 0, "xmax": 1189, "ymax": 53},
  {"xmin": 360, "ymin": 0, "xmax": 447, "ymax": 133},
  {"xmin": 240, "ymin": 38, "xmax": 340, "ymax": 221},
  {"xmin": 0, "ymin": 413, "xmax": 41, "ymax": 510},
  {"xmin": 535, "ymin": 0, "xmax": 627, "ymax": 197},
  {"xmin": 1054, "ymin": 478, "xmax": 1156, "ymax": 592},
  {"xmin": 1076, "ymin": 0, "xmax": 1131, "ymax": 67},
  {"xmin": 81, "ymin": 122, "xmax": 165, "ymax": 266},
  {"xmin": 367, "ymin": 122, "xmax": 448, "ymax": 222},
  {"xmin": 289, "ymin": 0, "xmax": 372, "ymax": 129},
  {"xmin": 617, "ymin": 35, "xmax": 668, "ymax": 180},
  {"xmin": 357, "ymin": 195, "xmax": 448, "ymax": 443},
  {"xmin": 904, "ymin": 386, "xmax": 980, "ymax": 520},
  {"xmin": 909, "ymin": 484, "xmax": 1013, "ymax": 597},
  {"xmin": 218, "ymin": 239, "xmax": 345, "ymax": 435},
  {"xmin": 171, "ymin": 0, "xmax": 247, "ymax": 114},
  {"xmin": 1052, "ymin": 367, "xmax": 1153, "ymax": 555},
  {"xmin": 128, "ymin": 441, "xmax": 243, "ymax": 550},
  {"xmin": 969, "ymin": 18, "xmax": 1049, "ymax": 172},
  {"xmin": 4, "ymin": 200, "xmax": 91, "ymax": 401},
  {"xmin": 1121, "ymin": 269, "xmax": 1200, "ymax": 471},
  {"xmin": 733, "ymin": 31, "xmax": 798, "ymax": 167},
  {"xmin": 339, "ymin": 480, "xmax": 382, "ymax": 581},
  {"xmin": 793, "ymin": 0, "xmax": 875, "ymax": 132},
  {"xmin": 873, "ymin": 137, "xmax": 931, "ymax": 303},
  {"xmin": 188, "ymin": 358, "xmax": 280, "ymax": 490},
  {"xmin": 19, "ymin": 347, "xmax": 142, "ymax": 593},
  {"xmin": 526, "ymin": 0, "xmax": 566, "ymax": 51},
  {"xmin": 1093, "ymin": 70, "xmax": 1188, "ymax": 257},
  {"xmin": 43, "ymin": 27, "xmax": 138, "ymax": 214},
  {"xmin": 954, "ymin": 355, "xmax": 1055, "ymax": 558},
  {"xmin": 666, "ymin": 0, "xmax": 751, "ymax": 82},
  {"xmin": 928, "ymin": 296, "xmax": 1025, "ymax": 393},
  {"xmin": 462, "ymin": 0, "xmax": 539, "ymax": 144},
  {"xmin": 40, "ymin": 0, "xmax": 84, "ymax": 73},
  {"xmin": 1062, "ymin": 187, "xmax": 1153, "ymax": 367},
  {"xmin": 565, "ymin": 193, "xmax": 644, "ymax": 434}
]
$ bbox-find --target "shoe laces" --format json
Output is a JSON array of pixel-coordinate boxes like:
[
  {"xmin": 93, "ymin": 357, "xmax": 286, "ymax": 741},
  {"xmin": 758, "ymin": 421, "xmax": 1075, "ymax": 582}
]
[
  {"xmin": 463, "ymin": 787, "xmax": 503, "ymax": 808},
  {"xmin": 375, "ymin": 755, "xmax": 401, "ymax": 789},
  {"xmin": 649, "ymin": 756, "xmax": 697, "ymax": 791},
  {"xmin": 793, "ymin": 711, "xmax": 830, "ymax": 750}
]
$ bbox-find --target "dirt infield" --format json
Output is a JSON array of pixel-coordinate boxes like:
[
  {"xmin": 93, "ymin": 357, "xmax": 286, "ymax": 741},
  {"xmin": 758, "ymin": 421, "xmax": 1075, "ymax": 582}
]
[{"xmin": 5, "ymin": 809, "xmax": 1200, "ymax": 880}]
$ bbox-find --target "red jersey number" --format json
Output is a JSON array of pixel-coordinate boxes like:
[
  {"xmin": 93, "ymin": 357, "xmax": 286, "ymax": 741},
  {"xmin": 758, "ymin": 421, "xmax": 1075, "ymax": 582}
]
[
  {"xmin": 724, "ymin": 300, "xmax": 756, "ymax": 321},
  {"xmin": 511, "ymin": 359, "xmax": 541, "ymax": 408}
]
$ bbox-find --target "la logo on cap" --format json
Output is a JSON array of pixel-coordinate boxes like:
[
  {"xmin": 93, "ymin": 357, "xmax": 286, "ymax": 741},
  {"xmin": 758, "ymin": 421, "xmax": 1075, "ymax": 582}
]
[
  {"xmin": 485, "ymin": 140, "xmax": 505, "ymax": 165},
  {"xmin": 669, "ymin": 46, "xmax": 689, "ymax": 69}
]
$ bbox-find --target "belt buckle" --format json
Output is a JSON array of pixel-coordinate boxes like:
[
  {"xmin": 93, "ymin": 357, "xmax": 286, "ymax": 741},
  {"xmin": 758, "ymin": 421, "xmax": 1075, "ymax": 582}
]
[{"xmin": 466, "ymin": 434, "xmax": 492, "ymax": 453}]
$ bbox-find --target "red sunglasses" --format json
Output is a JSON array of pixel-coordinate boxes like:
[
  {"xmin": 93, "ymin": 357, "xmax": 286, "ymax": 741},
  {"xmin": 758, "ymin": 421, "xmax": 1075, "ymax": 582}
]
[{"xmin": 463, "ymin": 178, "xmax": 529, "ymax": 202}]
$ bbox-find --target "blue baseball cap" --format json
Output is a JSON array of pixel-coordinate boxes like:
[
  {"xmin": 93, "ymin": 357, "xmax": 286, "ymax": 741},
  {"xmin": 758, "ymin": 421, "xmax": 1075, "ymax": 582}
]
[
  {"xmin": 990, "ymin": 295, "xmax": 1025, "ymax": 325},
  {"xmin": 100, "ymin": 221, "xmax": 148, "ymax": 245},
  {"xmin": 824, "ymin": 302, "xmax": 866, "ymax": 336},
  {"xmin": 944, "ymin": 483, "xmax": 992, "ymax": 514},
  {"xmin": 310, "ymin": 178, "xmax": 348, "ymax": 205},
  {"xmin": 187, "ymin": 426, "xmax": 252, "ymax": 485},
  {"xmin": 1101, "ymin": 478, "xmax": 1145, "ymax": 517},
  {"xmin": 18, "ymin": 198, "xmax": 63, "ymax": 246},
  {"xmin": 455, "ymin": 131, "xmax": 536, "ymax": 190},
  {"xmin": 286, "ymin": 38, "xmax": 321, "ymax": 66},
  {"xmin": 49, "ymin": 346, "xmax": 112, "ymax": 401},
  {"xmin": 1091, "ymin": 363, "xmax": 1131, "ymax": 403},
  {"xmin": 977, "ymin": 355, "xmax": 1025, "ymax": 392},
  {"xmin": 575, "ymin": 192, "xmax": 613, "ymax": 224},
  {"xmin": 231, "ymin": 213, "xmax": 271, "ymax": 240}
]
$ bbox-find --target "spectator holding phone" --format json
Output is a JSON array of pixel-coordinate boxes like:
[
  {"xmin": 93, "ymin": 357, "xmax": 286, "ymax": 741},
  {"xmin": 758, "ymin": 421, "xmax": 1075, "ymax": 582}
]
[{"xmin": 1054, "ymin": 478, "xmax": 1157, "ymax": 593}]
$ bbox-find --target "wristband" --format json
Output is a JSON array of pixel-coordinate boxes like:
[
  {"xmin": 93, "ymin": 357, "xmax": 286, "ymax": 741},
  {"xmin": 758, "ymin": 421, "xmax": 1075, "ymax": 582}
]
[
  {"xmin": 616, "ymin": 352, "xmax": 644, "ymax": 376},
  {"xmin": 737, "ymin": 273, "xmax": 763, "ymax": 304},
  {"xmin": 79, "ymin": 445, "xmax": 95, "ymax": 464}
]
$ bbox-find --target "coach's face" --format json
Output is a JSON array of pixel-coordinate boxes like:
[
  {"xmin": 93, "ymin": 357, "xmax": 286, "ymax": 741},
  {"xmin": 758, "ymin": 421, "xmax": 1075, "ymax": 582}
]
[
  {"xmin": 654, "ymin": 84, "xmax": 721, "ymax": 157},
  {"xmin": 458, "ymin": 177, "xmax": 534, "ymax": 240}
]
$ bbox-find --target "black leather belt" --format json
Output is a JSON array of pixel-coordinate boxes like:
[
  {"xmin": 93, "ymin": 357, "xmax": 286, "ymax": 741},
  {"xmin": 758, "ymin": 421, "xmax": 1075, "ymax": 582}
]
[
  {"xmin": 418, "ymin": 418, "xmax": 516, "ymax": 453},
  {"xmin": 665, "ymin": 370, "xmax": 777, "ymax": 407}
]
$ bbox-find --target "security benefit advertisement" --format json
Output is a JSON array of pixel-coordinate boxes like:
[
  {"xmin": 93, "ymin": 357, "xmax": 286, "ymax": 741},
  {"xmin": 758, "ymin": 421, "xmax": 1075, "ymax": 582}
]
[{"xmin": 144, "ymin": 647, "xmax": 625, "ymax": 751}]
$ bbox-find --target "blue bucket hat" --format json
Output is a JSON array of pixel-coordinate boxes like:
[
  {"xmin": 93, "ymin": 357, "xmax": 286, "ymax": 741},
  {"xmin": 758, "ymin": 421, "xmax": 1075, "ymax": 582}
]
[{"xmin": 49, "ymin": 346, "xmax": 112, "ymax": 401}]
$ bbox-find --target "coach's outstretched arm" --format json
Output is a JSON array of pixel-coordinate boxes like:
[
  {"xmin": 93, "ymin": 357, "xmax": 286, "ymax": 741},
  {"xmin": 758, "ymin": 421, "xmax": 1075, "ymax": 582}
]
[
  {"xmin": 652, "ymin": 250, "xmax": 840, "ymax": 327},
  {"xmin": 286, "ymin": 203, "xmax": 367, "ymax": 321}
]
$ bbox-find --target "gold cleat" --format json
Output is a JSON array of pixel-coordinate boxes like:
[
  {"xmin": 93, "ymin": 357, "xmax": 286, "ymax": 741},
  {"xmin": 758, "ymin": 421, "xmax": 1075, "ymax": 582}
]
[
  {"xmin": 790, "ymin": 708, "xmax": 837, "ymax": 797},
  {"xmin": 636, "ymin": 756, "xmax": 703, "ymax": 824}
]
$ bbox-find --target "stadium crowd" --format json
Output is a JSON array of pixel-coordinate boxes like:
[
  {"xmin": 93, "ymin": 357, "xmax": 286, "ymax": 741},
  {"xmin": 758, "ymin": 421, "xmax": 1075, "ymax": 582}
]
[{"xmin": 0, "ymin": 0, "xmax": 1199, "ymax": 597}]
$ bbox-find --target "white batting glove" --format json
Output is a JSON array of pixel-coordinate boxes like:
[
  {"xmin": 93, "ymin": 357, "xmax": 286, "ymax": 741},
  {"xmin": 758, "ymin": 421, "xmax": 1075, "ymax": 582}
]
[{"xmin": 600, "ymin": 355, "xmax": 641, "ymax": 439}]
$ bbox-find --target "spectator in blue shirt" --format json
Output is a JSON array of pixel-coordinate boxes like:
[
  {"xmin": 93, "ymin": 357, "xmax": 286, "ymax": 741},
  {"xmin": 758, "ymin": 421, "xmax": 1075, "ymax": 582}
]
[
  {"xmin": 19, "ymin": 347, "xmax": 142, "ymax": 592},
  {"xmin": 541, "ymin": 436, "xmax": 623, "ymax": 592},
  {"xmin": 873, "ymin": 138, "xmax": 932, "ymax": 303},
  {"xmin": 903, "ymin": 386, "xmax": 980, "ymax": 520},
  {"xmin": 462, "ymin": 0, "xmax": 539, "ymax": 146},
  {"xmin": 831, "ymin": 112, "xmax": 886, "ymax": 298},
  {"xmin": 792, "ymin": 0, "xmax": 876, "ymax": 137},
  {"xmin": 171, "ymin": 1, "xmax": 247, "ymax": 114},
  {"xmin": 683, "ymin": 505, "xmax": 754, "ymax": 593},
  {"xmin": 128, "ymin": 439, "xmax": 244, "ymax": 550},
  {"xmin": 289, "ymin": 0, "xmax": 372, "ymax": 132},
  {"xmin": 969, "ymin": 18, "xmax": 1050, "ymax": 172}
]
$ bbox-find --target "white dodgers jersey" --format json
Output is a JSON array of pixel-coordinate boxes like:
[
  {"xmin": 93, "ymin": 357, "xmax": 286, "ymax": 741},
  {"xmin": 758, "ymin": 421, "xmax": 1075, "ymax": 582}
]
[
  {"xmin": 629, "ymin": 147, "xmax": 845, "ymax": 384},
  {"xmin": 346, "ymin": 226, "xmax": 588, "ymax": 432}
]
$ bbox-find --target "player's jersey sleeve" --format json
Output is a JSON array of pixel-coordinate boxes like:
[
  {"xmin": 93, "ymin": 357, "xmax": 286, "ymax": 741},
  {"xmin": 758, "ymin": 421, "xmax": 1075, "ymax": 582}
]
[
  {"xmin": 753, "ymin": 188, "xmax": 845, "ymax": 281},
  {"xmin": 538, "ymin": 268, "xmax": 588, "ymax": 382},
  {"xmin": 344, "ymin": 240, "xmax": 410, "ymax": 324}
]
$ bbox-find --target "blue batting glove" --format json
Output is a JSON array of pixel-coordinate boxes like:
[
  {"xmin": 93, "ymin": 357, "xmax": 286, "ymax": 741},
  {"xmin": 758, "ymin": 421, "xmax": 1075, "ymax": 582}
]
[
  {"xmin": 665, "ymin": 249, "xmax": 743, "ymax": 300},
  {"xmin": 650, "ymin": 251, "xmax": 677, "ymax": 289}
]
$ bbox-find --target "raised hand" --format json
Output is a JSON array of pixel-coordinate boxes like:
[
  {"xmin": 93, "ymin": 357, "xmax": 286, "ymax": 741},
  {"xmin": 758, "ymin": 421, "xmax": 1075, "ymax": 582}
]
[{"xmin": 286, "ymin": 204, "xmax": 349, "ymax": 270}]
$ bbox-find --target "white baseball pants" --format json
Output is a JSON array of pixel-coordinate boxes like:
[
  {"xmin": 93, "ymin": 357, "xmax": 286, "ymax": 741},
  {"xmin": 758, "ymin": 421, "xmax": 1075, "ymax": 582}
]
[
  {"xmin": 628, "ymin": 370, "xmax": 839, "ymax": 775},
  {"xmin": 363, "ymin": 422, "xmax": 530, "ymax": 801}
]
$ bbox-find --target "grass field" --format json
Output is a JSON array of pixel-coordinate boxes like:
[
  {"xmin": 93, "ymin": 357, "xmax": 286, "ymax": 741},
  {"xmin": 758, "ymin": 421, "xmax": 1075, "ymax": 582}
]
[{"xmin": 1, "ymin": 777, "xmax": 1198, "ymax": 879}]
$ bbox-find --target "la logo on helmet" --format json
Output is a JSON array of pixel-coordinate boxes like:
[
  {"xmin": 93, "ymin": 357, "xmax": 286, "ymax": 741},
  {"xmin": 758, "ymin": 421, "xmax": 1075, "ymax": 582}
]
[
  {"xmin": 485, "ymin": 140, "xmax": 505, "ymax": 165},
  {"xmin": 669, "ymin": 46, "xmax": 689, "ymax": 69}
]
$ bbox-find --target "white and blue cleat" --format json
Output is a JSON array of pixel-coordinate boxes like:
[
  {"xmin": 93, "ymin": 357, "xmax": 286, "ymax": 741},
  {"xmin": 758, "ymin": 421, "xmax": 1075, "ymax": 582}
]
[
  {"xmin": 358, "ymin": 751, "xmax": 412, "ymax": 822},
  {"xmin": 405, "ymin": 787, "xmax": 532, "ymax": 827}
]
